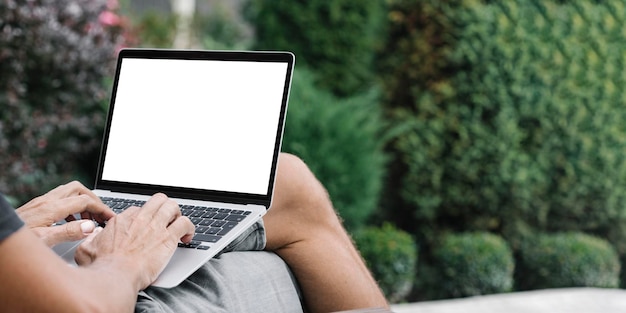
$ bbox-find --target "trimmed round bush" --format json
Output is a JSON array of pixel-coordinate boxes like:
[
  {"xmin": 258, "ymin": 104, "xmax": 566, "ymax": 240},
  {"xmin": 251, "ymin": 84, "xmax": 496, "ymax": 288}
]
[
  {"xmin": 354, "ymin": 223, "xmax": 417, "ymax": 303},
  {"xmin": 433, "ymin": 232, "xmax": 514, "ymax": 299},
  {"xmin": 517, "ymin": 232, "xmax": 621, "ymax": 290}
]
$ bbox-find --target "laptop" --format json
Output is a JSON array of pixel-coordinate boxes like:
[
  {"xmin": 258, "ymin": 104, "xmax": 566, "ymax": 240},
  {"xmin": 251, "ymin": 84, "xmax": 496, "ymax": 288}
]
[{"xmin": 52, "ymin": 48, "xmax": 295, "ymax": 288}]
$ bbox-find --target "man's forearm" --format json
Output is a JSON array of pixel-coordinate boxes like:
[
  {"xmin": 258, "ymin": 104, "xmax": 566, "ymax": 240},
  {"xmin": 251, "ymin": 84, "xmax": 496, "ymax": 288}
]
[{"xmin": 0, "ymin": 228, "xmax": 139, "ymax": 312}]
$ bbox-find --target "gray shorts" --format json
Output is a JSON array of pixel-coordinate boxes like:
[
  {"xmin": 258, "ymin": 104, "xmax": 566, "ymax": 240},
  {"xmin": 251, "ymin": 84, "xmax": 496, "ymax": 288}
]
[{"xmin": 135, "ymin": 220, "xmax": 303, "ymax": 313}]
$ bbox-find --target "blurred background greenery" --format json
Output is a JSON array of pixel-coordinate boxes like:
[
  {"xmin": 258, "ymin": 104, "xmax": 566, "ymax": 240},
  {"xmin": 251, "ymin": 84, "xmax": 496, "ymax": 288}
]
[{"xmin": 3, "ymin": 0, "xmax": 626, "ymax": 304}]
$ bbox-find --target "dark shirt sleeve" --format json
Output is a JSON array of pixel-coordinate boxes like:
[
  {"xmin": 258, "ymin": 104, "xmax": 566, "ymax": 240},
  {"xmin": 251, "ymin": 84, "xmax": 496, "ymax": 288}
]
[{"xmin": 0, "ymin": 193, "xmax": 24, "ymax": 242}]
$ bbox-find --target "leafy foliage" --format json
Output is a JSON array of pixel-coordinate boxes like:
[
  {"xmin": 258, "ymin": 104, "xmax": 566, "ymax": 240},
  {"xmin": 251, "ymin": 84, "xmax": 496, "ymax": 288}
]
[
  {"xmin": 245, "ymin": 0, "xmax": 387, "ymax": 97},
  {"xmin": 0, "ymin": 0, "xmax": 123, "ymax": 202},
  {"xmin": 132, "ymin": 10, "xmax": 177, "ymax": 48},
  {"xmin": 354, "ymin": 223, "xmax": 417, "ymax": 303},
  {"xmin": 194, "ymin": 2, "xmax": 253, "ymax": 51},
  {"xmin": 379, "ymin": 0, "xmax": 626, "ymax": 292},
  {"xmin": 517, "ymin": 232, "xmax": 620, "ymax": 290},
  {"xmin": 282, "ymin": 68, "xmax": 386, "ymax": 231}
]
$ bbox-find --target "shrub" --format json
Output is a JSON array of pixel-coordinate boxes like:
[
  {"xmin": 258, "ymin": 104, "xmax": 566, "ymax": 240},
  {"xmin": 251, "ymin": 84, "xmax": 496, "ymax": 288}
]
[
  {"xmin": 432, "ymin": 232, "xmax": 514, "ymax": 299},
  {"xmin": 0, "ymin": 0, "xmax": 124, "ymax": 202},
  {"xmin": 282, "ymin": 68, "xmax": 386, "ymax": 231},
  {"xmin": 193, "ymin": 2, "xmax": 253, "ymax": 51},
  {"xmin": 517, "ymin": 232, "xmax": 621, "ymax": 290},
  {"xmin": 378, "ymin": 0, "xmax": 626, "ymax": 275},
  {"xmin": 245, "ymin": 0, "xmax": 388, "ymax": 97},
  {"xmin": 131, "ymin": 10, "xmax": 177, "ymax": 48},
  {"xmin": 354, "ymin": 223, "xmax": 417, "ymax": 303}
]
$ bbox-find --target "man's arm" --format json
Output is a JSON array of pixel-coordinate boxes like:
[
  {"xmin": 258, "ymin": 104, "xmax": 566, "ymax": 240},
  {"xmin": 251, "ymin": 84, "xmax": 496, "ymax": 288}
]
[
  {"xmin": 0, "ymin": 192, "xmax": 194, "ymax": 312},
  {"xmin": 0, "ymin": 226, "xmax": 137, "ymax": 312}
]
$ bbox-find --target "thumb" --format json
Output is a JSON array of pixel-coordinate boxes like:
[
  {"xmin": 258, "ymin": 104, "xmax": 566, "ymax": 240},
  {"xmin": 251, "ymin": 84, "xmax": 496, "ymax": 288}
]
[
  {"xmin": 75, "ymin": 226, "xmax": 103, "ymax": 266},
  {"xmin": 44, "ymin": 220, "xmax": 96, "ymax": 247}
]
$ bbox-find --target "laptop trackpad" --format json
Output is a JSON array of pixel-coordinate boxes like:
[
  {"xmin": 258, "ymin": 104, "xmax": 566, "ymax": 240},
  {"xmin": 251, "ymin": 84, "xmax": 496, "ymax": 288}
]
[{"xmin": 52, "ymin": 240, "xmax": 82, "ymax": 265}]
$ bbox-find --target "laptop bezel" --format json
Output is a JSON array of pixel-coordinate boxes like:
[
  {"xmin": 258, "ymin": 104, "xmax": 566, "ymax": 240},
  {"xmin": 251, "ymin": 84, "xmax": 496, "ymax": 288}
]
[{"xmin": 94, "ymin": 48, "xmax": 294, "ymax": 209}]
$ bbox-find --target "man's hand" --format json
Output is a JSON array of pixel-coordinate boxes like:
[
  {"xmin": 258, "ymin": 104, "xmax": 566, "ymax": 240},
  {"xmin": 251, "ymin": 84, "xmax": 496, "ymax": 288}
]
[
  {"xmin": 16, "ymin": 181, "xmax": 115, "ymax": 247},
  {"xmin": 75, "ymin": 193, "xmax": 195, "ymax": 290}
]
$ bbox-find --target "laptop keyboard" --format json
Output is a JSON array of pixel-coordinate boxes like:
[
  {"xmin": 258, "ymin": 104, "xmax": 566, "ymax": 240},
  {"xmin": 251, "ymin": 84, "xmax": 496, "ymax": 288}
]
[{"xmin": 100, "ymin": 197, "xmax": 251, "ymax": 250}]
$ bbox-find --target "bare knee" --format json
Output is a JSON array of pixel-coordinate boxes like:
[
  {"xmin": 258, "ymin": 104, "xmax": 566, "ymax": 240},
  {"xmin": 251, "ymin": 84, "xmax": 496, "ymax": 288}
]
[
  {"xmin": 274, "ymin": 153, "xmax": 330, "ymax": 208},
  {"xmin": 268, "ymin": 153, "xmax": 342, "ymax": 235}
]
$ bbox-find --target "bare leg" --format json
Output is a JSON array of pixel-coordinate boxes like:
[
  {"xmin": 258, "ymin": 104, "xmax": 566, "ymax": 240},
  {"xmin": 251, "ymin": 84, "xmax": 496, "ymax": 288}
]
[{"xmin": 264, "ymin": 153, "xmax": 389, "ymax": 312}]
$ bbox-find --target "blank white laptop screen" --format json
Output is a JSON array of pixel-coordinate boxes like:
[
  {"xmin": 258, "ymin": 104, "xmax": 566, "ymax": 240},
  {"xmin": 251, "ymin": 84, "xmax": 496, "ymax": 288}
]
[{"xmin": 101, "ymin": 58, "xmax": 289, "ymax": 195}]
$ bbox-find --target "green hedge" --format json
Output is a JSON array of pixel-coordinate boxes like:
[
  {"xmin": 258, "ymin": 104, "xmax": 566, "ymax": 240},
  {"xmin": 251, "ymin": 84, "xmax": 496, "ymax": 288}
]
[
  {"xmin": 432, "ymin": 232, "xmax": 514, "ymax": 299},
  {"xmin": 379, "ymin": 0, "xmax": 626, "ymax": 281},
  {"xmin": 247, "ymin": 0, "xmax": 390, "ymax": 225},
  {"xmin": 354, "ymin": 223, "xmax": 417, "ymax": 303},
  {"xmin": 282, "ymin": 68, "xmax": 386, "ymax": 231},
  {"xmin": 245, "ymin": 0, "xmax": 387, "ymax": 97},
  {"xmin": 517, "ymin": 232, "xmax": 620, "ymax": 290}
]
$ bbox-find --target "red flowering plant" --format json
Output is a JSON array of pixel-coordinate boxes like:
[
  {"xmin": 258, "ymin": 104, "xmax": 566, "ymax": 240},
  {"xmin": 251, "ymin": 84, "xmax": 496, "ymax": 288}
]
[
  {"xmin": 0, "ymin": 0, "xmax": 132, "ymax": 203},
  {"xmin": 98, "ymin": 0, "xmax": 137, "ymax": 50}
]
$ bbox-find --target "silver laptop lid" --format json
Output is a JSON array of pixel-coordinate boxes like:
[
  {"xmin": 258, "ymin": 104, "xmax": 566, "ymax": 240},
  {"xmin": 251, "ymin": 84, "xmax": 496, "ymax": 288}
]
[{"xmin": 95, "ymin": 49, "xmax": 295, "ymax": 208}]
